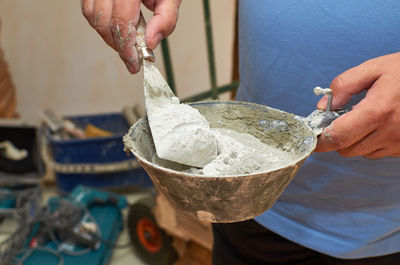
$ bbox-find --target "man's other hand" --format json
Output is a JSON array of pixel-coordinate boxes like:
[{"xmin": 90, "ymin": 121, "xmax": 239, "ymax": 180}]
[{"xmin": 315, "ymin": 52, "xmax": 400, "ymax": 159}]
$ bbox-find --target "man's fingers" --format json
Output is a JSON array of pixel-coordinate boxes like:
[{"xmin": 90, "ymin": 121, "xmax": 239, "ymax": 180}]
[
  {"xmin": 142, "ymin": 0, "xmax": 156, "ymax": 11},
  {"xmin": 317, "ymin": 59, "xmax": 382, "ymax": 110},
  {"xmin": 371, "ymin": 144, "xmax": 400, "ymax": 159},
  {"xmin": 336, "ymin": 130, "xmax": 381, "ymax": 157},
  {"xmin": 315, "ymin": 100, "xmax": 380, "ymax": 152},
  {"xmin": 111, "ymin": 0, "xmax": 142, "ymax": 73},
  {"xmin": 146, "ymin": 0, "xmax": 181, "ymax": 49},
  {"xmin": 364, "ymin": 148, "xmax": 392, "ymax": 160},
  {"xmin": 82, "ymin": 0, "xmax": 181, "ymax": 74},
  {"xmin": 92, "ymin": 0, "xmax": 115, "ymax": 49},
  {"xmin": 315, "ymin": 53, "xmax": 400, "ymax": 158},
  {"xmin": 81, "ymin": 0, "xmax": 95, "ymax": 23}
]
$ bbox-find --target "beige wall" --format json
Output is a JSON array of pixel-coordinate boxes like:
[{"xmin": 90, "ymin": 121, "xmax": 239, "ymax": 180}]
[{"xmin": 0, "ymin": 0, "xmax": 235, "ymax": 122}]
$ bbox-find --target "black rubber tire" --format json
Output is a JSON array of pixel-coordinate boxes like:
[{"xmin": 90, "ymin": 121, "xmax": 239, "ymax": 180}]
[{"xmin": 127, "ymin": 202, "xmax": 178, "ymax": 265}]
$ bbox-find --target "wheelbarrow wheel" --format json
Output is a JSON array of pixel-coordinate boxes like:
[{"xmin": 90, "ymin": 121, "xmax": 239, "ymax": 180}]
[{"xmin": 127, "ymin": 202, "xmax": 178, "ymax": 265}]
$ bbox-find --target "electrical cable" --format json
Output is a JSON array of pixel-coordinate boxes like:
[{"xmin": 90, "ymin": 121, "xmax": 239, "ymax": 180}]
[
  {"xmin": 0, "ymin": 186, "xmax": 41, "ymax": 265},
  {"xmin": 48, "ymin": 229, "xmax": 92, "ymax": 256},
  {"xmin": 14, "ymin": 246, "xmax": 64, "ymax": 265},
  {"xmin": 39, "ymin": 199, "xmax": 94, "ymax": 257},
  {"xmin": 2, "ymin": 188, "xmax": 128, "ymax": 263},
  {"xmin": 60, "ymin": 197, "xmax": 133, "ymax": 250}
]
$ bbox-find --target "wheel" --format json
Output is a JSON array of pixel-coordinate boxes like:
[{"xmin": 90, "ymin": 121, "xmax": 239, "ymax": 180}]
[{"xmin": 127, "ymin": 202, "xmax": 178, "ymax": 265}]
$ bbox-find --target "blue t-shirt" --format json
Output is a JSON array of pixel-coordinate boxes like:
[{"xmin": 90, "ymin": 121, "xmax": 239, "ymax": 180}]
[{"xmin": 237, "ymin": 0, "xmax": 400, "ymax": 259}]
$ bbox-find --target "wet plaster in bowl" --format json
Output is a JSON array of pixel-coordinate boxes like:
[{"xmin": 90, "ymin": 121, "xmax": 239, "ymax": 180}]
[{"xmin": 123, "ymin": 101, "xmax": 316, "ymax": 222}]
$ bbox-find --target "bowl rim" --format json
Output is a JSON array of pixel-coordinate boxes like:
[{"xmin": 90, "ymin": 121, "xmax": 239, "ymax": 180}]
[{"xmin": 124, "ymin": 100, "xmax": 317, "ymax": 180}]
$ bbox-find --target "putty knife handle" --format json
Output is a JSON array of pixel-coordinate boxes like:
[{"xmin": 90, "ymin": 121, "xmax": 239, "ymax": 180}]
[
  {"xmin": 136, "ymin": 11, "xmax": 155, "ymax": 63},
  {"xmin": 305, "ymin": 87, "xmax": 351, "ymax": 135}
]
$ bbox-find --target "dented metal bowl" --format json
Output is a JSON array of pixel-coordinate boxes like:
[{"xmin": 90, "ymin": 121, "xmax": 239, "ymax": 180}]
[{"xmin": 123, "ymin": 101, "xmax": 317, "ymax": 223}]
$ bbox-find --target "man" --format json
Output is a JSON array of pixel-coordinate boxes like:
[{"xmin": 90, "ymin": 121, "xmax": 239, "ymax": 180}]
[{"xmin": 82, "ymin": 1, "xmax": 400, "ymax": 264}]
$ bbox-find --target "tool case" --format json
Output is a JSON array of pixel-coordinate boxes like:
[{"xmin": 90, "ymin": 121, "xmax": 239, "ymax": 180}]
[{"xmin": 44, "ymin": 112, "xmax": 152, "ymax": 191}]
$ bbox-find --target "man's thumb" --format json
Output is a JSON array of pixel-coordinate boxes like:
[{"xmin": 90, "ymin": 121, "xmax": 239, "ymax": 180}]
[{"xmin": 317, "ymin": 60, "xmax": 381, "ymax": 110}]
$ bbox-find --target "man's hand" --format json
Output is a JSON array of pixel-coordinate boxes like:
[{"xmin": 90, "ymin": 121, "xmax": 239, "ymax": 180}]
[
  {"xmin": 81, "ymin": 0, "xmax": 181, "ymax": 74},
  {"xmin": 315, "ymin": 52, "xmax": 400, "ymax": 159}
]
